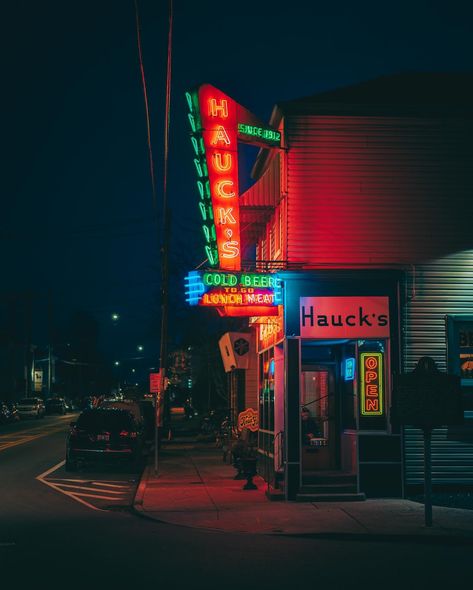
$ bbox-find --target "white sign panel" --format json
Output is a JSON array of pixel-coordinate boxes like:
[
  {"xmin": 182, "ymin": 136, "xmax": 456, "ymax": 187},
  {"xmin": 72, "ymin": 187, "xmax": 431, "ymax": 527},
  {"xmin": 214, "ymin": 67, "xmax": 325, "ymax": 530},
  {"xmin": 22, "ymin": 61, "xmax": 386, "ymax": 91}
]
[{"xmin": 300, "ymin": 296, "xmax": 390, "ymax": 339}]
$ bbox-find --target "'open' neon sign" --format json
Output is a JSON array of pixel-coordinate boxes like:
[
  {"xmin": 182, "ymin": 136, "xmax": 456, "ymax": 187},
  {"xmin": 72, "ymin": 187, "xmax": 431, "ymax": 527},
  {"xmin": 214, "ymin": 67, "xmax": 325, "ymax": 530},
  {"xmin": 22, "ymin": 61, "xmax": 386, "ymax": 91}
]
[{"xmin": 360, "ymin": 352, "xmax": 384, "ymax": 416}]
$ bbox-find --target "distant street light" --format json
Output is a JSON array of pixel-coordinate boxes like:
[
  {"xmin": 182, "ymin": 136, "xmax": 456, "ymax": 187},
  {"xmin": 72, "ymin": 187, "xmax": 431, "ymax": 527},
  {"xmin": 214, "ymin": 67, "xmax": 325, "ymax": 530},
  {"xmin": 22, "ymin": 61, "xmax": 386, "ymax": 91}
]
[
  {"xmin": 112, "ymin": 313, "xmax": 120, "ymax": 321},
  {"xmin": 132, "ymin": 368, "xmax": 136, "ymax": 373},
  {"xmin": 137, "ymin": 345, "xmax": 144, "ymax": 352},
  {"xmin": 114, "ymin": 361, "xmax": 120, "ymax": 366}
]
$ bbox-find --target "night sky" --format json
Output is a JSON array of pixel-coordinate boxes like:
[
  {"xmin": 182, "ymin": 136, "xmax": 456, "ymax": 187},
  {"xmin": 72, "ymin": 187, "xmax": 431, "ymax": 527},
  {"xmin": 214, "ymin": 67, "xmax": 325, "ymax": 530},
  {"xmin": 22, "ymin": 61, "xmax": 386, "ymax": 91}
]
[{"xmin": 3, "ymin": 0, "xmax": 473, "ymax": 373}]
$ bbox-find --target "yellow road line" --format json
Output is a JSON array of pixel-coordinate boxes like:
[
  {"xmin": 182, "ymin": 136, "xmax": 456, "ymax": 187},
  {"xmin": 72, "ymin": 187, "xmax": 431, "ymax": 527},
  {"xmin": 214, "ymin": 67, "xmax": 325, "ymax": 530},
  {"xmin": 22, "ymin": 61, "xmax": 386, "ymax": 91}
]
[{"xmin": 0, "ymin": 427, "xmax": 68, "ymax": 453}]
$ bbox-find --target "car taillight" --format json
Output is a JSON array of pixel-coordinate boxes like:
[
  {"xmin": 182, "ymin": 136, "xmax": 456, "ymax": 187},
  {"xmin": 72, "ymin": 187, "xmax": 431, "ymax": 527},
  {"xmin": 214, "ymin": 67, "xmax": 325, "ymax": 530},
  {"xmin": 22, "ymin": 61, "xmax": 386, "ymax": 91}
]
[{"xmin": 120, "ymin": 430, "xmax": 137, "ymax": 438}]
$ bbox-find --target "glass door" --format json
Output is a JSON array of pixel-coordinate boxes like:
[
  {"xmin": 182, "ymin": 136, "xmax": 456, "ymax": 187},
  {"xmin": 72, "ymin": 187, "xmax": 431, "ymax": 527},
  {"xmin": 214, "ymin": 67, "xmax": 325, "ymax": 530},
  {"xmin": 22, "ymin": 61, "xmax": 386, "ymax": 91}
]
[{"xmin": 300, "ymin": 364, "xmax": 339, "ymax": 474}]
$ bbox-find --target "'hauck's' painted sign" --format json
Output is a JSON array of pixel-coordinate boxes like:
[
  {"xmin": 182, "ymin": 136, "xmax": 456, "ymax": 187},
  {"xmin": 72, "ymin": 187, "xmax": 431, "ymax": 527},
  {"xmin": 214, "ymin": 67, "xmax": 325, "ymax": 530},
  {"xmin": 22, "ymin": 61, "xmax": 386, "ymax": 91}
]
[{"xmin": 300, "ymin": 297, "xmax": 390, "ymax": 338}]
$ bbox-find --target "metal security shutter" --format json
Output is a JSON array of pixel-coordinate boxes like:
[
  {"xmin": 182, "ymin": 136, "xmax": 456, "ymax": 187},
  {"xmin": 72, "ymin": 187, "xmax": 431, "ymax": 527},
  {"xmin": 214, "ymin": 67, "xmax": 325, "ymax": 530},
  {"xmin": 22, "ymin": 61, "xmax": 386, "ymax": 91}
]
[{"xmin": 403, "ymin": 251, "xmax": 473, "ymax": 485}]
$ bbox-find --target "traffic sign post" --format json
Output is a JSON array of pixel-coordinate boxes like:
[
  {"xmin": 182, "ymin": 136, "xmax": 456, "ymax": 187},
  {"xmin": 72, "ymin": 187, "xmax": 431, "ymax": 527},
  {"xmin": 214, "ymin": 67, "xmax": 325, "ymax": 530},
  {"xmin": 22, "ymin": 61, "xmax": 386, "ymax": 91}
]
[{"xmin": 393, "ymin": 356, "xmax": 463, "ymax": 527}]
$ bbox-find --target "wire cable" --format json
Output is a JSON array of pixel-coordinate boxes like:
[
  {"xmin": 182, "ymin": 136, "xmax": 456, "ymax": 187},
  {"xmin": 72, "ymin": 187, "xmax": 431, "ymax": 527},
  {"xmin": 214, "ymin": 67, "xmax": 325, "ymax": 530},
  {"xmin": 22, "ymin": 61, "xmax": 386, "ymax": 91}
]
[{"xmin": 134, "ymin": 0, "xmax": 158, "ymax": 214}]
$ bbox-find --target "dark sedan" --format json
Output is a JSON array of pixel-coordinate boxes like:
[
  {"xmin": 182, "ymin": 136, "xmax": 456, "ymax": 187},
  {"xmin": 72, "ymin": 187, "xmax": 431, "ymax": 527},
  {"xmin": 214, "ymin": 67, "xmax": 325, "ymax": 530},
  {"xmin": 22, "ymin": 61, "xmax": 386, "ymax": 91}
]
[
  {"xmin": 45, "ymin": 397, "xmax": 67, "ymax": 415},
  {"xmin": 66, "ymin": 408, "xmax": 144, "ymax": 471},
  {"xmin": 0, "ymin": 401, "xmax": 20, "ymax": 424}
]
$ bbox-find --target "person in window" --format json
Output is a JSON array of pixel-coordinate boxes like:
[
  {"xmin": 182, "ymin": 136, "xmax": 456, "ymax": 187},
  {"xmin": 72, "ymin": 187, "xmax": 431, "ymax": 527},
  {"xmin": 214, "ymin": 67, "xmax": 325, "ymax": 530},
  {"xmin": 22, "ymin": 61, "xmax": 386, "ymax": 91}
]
[{"xmin": 301, "ymin": 406, "xmax": 321, "ymax": 445}]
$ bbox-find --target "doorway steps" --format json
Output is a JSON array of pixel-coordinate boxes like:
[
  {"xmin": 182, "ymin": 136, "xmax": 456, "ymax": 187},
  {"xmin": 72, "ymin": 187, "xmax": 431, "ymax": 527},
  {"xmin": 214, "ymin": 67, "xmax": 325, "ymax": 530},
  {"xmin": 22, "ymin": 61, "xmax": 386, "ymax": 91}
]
[{"xmin": 296, "ymin": 471, "xmax": 365, "ymax": 502}]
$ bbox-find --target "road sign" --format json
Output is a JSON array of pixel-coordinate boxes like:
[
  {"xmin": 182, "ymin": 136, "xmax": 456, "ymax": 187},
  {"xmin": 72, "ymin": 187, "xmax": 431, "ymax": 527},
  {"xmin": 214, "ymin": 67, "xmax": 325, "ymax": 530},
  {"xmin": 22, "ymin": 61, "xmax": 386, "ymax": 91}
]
[
  {"xmin": 149, "ymin": 372, "xmax": 161, "ymax": 393},
  {"xmin": 34, "ymin": 370, "xmax": 43, "ymax": 392}
]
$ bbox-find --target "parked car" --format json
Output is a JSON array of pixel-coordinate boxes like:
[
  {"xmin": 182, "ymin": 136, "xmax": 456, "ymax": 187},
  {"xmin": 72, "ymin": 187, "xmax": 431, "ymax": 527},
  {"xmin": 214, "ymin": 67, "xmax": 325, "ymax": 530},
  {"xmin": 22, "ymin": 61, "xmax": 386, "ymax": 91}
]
[
  {"xmin": 0, "ymin": 401, "xmax": 20, "ymax": 424},
  {"xmin": 65, "ymin": 408, "xmax": 144, "ymax": 471},
  {"xmin": 45, "ymin": 397, "xmax": 67, "ymax": 415},
  {"xmin": 64, "ymin": 398, "xmax": 78, "ymax": 412},
  {"xmin": 17, "ymin": 397, "xmax": 46, "ymax": 419},
  {"xmin": 99, "ymin": 399, "xmax": 144, "ymax": 428}
]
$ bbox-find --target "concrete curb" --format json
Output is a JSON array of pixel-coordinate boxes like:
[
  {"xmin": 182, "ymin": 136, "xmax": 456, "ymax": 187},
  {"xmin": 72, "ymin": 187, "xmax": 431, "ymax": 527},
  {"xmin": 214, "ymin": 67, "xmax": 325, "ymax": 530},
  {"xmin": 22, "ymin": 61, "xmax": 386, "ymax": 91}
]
[
  {"xmin": 132, "ymin": 463, "xmax": 151, "ymax": 514},
  {"xmin": 282, "ymin": 531, "xmax": 473, "ymax": 545}
]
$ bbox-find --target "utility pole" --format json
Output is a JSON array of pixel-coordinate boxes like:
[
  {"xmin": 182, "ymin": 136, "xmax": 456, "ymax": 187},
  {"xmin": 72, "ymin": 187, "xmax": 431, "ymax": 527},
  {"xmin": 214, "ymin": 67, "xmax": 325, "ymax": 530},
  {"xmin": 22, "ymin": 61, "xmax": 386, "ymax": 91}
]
[
  {"xmin": 155, "ymin": 0, "xmax": 173, "ymax": 476},
  {"xmin": 48, "ymin": 290, "xmax": 53, "ymax": 397},
  {"xmin": 24, "ymin": 292, "xmax": 32, "ymax": 397},
  {"xmin": 134, "ymin": 0, "xmax": 173, "ymax": 475}
]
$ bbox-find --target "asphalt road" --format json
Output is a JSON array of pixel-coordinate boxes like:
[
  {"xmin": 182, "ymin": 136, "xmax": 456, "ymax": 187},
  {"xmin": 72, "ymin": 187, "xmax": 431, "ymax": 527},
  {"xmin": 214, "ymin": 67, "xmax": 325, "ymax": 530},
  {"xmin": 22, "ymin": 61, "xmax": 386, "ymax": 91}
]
[{"xmin": 0, "ymin": 416, "xmax": 471, "ymax": 589}]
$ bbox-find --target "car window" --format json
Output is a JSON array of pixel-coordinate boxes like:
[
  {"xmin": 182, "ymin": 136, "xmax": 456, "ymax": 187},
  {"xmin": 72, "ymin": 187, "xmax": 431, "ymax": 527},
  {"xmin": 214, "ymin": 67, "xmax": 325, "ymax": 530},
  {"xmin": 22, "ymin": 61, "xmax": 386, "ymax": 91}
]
[{"xmin": 77, "ymin": 410, "xmax": 134, "ymax": 431}]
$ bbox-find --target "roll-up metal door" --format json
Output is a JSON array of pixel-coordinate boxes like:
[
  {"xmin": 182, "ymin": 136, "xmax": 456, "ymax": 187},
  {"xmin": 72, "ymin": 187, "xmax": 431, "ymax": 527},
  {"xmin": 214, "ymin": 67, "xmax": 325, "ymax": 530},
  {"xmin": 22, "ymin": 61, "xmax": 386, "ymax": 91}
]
[{"xmin": 403, "ymin": 251, "xmax": 473, "ymax": 485}]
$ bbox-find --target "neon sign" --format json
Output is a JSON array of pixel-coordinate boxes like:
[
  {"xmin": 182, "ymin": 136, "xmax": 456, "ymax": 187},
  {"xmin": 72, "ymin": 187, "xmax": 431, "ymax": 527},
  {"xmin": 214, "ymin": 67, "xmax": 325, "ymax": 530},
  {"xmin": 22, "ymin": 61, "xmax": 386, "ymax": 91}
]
[
  {"xmin": 201, "ymin": 290, "xmax": 276, "ymax": 306},
  {"xmin": 185, "ymin": 89, "xmax": 219, "ymax": 266},
  {"xmin": 186, "ymin": 84, "xmax": 282, "ymax": 271},
  {"xmin": 343, "ymin": 357, "xmax": 356, "ymax": 381},
  {"xmin": 360, "ymin": 352, "xmax": 384, "ymax": 416},
  {"xmin": 237, "ymin": 408, "xmax": 259, "ymax": 432},
  {"xmin": 237, "ymin": 123, "xmax": 281, "ymax": 144},
  {"xmin": 185, "ymin": 270, "xmax": 282, "ymax": 308},
  {"xmin": 198, "ymin": 85, "xmax": 241, "ymax": 270}
]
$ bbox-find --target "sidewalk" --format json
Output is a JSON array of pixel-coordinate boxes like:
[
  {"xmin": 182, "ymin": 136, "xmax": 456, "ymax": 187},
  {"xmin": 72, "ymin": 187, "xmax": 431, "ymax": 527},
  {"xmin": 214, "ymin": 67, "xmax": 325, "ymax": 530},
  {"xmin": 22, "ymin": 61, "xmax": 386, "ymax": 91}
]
[{"xmin": 133, "ymin": 439, "xmax": 473, "ymax": 541}]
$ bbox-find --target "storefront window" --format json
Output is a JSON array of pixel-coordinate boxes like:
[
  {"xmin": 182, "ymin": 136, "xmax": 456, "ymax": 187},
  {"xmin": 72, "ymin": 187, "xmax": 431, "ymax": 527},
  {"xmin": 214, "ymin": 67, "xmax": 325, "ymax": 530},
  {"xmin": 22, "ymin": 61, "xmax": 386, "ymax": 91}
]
[
  {"xmin": 447, "ymin": 315, "xmax": 473, "ymax": 411},
  {"xmin": 258, "ymin": 349, "xmax": 274, "ymax": 432}
]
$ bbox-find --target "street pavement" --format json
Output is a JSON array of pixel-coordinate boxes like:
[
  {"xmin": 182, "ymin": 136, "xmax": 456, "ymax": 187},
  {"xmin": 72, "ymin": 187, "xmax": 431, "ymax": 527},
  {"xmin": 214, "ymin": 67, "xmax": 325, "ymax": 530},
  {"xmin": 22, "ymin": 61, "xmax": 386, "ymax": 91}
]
[
  {"xmin": 1, "ymin": 415, "xmax": 473, "ymax": 588},
  {"xmin": 135, "ymin": 437, "xmax": 473, "ymax": 541}
]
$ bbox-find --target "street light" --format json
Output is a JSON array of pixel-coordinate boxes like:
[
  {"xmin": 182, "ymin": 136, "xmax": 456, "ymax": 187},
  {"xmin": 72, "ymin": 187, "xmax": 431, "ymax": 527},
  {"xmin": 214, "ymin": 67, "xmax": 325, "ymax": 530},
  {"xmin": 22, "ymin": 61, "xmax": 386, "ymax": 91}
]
[
  {"xmin": 137, "ymin": 345, "xmax": 144, "ymax": 352},
  {"xmin": 114, "ymin": 361, "xmax": 120, "ymax": 366},
  {"xmin": 112, "ymin": 313, "xmax": 120, "ymax": 321}
]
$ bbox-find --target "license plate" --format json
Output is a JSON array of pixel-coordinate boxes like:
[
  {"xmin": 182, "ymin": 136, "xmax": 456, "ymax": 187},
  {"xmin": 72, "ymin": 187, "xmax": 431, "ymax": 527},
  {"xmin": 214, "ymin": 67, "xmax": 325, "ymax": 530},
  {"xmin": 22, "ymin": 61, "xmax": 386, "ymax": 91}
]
[{"xmin": 97, "ymin": 434, "xmax": 109, "ymax": 441}]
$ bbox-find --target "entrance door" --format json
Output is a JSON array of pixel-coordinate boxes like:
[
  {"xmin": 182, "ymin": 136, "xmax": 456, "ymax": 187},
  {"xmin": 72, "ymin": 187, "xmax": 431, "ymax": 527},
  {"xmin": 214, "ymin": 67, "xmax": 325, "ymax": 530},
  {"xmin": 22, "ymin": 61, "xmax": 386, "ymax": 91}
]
[{"xmin": 300, "ymin": 365, "xmax": 339, "ymax": 475}]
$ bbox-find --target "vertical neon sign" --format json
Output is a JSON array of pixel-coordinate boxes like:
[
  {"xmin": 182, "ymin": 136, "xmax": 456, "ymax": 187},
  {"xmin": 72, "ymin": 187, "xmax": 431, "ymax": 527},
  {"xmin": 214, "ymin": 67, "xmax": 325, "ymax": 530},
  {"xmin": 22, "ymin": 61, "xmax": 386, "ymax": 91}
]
[
  {"xmin": 185, "ymin": 89, "xmax": 219, "ymax": 267},
  {"xmin": 360, "ymin": 352, "xmax": 384, "ymax": 416},
  {"xmin": 198, "ymin": 85, "xmax": 241, "ymax": 271}
]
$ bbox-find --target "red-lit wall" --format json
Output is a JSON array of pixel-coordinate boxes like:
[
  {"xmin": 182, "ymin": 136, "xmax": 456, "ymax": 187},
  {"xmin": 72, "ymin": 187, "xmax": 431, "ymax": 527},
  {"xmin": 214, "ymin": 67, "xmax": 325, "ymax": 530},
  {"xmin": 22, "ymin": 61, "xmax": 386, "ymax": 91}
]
[{"xmin": 283, "ymin": 116, "xmax": 473, "ymax": 266}]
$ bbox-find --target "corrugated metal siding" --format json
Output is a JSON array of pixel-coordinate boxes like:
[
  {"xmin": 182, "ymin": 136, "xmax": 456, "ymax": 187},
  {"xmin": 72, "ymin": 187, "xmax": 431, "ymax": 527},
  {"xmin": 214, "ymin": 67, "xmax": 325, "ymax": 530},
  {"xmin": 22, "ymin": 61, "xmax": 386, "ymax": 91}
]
[
  {"xmin": 286, "ymin": 116, "xmax": 473, "ymax": 266},
  {"xmin": 241, "ymin": 154, "xmax": 281, "ymax": 208},
  {"xmin": 403, "ymin": 251, "xmax": 473, "ymax": 485}
]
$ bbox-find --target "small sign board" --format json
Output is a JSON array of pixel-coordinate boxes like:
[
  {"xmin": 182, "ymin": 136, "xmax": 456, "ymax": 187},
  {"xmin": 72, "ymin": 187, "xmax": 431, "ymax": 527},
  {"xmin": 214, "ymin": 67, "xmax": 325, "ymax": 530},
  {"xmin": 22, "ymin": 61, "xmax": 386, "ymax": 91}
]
[
  {"xmin": 237, "ymin": 408, "xmax": 259, "ymax": 432},
  {"xmin": 34, "ymin": 370, "xmax": 43, "ymax": 392},
  {"xmin": 149, "ymin": 372, "xmax": 161, "ymax": 394},
  {"xmin": 392, "ymin": 358, "xmax": 463, "ymax": 428}
]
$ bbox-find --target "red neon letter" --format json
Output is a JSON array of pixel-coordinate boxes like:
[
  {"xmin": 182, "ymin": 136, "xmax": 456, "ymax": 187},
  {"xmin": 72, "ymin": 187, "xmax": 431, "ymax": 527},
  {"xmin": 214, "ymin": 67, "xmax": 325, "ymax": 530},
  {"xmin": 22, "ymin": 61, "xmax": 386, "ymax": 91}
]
[
  {"xmin": 212, "ymin": 152, "xmax": 232, "ymax": 172},
  {"xmin": 217, "ymin": 207, "xmax": 237, "ymax": 225},
  {"xmin": 366, "ymin": 399, "xmax": 379, "ymax": 412},
  {"xmin": 215, "ymin": 180, "xmax": 235, "ymax": 198},
  {"xmin": 365, "ymin": 356, "xmax": 378, "ymax": 370},
  {"xmin": 365, "ymin": 371, "xmax": 377, "ymax": 384},
  {"xmin": 210, "ymin": 126, "xmax": 231, "ymax": 146},
  {"xmin": 208, "ymin": 98, "xmax": 228, "ymax": 118},
  {"xmin": 222, "ymin": 241, "xmax": 239, "ymax": 258},
  {"xmin": 366, "ymin": 385, "xmax": 378, "ymax": 397}
]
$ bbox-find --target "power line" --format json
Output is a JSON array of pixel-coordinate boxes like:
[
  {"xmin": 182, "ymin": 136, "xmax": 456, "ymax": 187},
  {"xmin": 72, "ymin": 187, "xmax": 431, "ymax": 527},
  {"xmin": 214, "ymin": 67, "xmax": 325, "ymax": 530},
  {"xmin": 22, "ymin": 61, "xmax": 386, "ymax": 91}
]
[{"xmin": 134, "ymin": 0, "xmax": 158, "ymax": 215}]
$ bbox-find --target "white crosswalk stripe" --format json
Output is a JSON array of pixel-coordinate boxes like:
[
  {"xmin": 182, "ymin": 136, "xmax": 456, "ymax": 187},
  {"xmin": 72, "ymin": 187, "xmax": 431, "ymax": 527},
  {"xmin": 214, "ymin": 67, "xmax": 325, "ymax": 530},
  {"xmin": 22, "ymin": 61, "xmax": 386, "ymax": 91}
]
[{"xmin": 36, "ymin": 461, "xmax": 138, "ymax": 511}]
